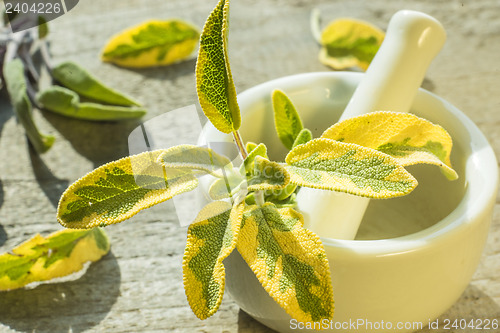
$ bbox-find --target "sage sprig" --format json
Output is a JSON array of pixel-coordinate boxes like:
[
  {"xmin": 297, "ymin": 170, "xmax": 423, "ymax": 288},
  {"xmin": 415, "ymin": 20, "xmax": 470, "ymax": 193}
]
[{"xmin": 55, "ymin": 0, "xmax": 458, "ymax": 326}]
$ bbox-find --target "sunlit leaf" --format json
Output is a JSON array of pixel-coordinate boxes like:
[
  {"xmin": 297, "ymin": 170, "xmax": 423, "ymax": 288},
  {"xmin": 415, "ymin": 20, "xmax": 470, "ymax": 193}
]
[
  {"xmin": 247, "ymin": 156, "xmax": 290, "ymax": 192},
  {"xmin": 0, "ymin": 228, "xmax": 109, "ymax": 291},
  {"xmin": 57, "ymin": 150, "xmax": 198, "ymax": 228},
  {"xmin": 237, "ymin": 203, "xmax": 334, "ymax": 323},
  {"xmin": 158, "ymin": 144, "xmax": 233, "ymax": 177},
  {"xmin": 183, "ymin": 201, "xmax": 244, "ymax": 319},
  {"xmin": 101, "ymin": 19, "xmax": 200, "ymax": 68},
  {"xmin": 292, "ymin": 128, "xmax": 313, "ymax": 149},
  {"xmin": 208, "ymin": 172, "xmax": 245, "ymax": 200},
  {"xmin": 285, "ymin": 138, "xmax": 417, "ymax": 198},
  {"xmin": 272, "ymin": 90, "xmax": 303, "ymax": 150},
  {"xmin": 4, "ymin": 59, "xmax": 55, "ymax": 153},
  {"xmin": 322, "ymin": 111, "xmax": 458, "ymax": 180},
  {"xmin": 241, "ymin": 143, "xmax": 268, "ymax": 176},
  {"xmin": 52, "ymin": 61, "xmax": 141, "ymax": 106},
  {"xmin": 196, "ymin": 0, "xmax": 241, "ymax": 133},
  {"xmin": 319, "ymin": 18, "xmax": 384, "ymax": 71}
]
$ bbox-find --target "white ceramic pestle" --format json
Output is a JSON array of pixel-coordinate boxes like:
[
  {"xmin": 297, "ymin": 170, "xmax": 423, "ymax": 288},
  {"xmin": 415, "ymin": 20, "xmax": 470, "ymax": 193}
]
[{"xmin": 297, "ymin": 10, "xmax": 447, "ymax": 240}]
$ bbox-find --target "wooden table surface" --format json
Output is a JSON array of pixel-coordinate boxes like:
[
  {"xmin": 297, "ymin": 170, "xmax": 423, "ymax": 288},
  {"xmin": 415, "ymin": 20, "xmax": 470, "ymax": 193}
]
[{"xmin": 0, "ymin": 0, "xmax": 499, "ymax": 332}]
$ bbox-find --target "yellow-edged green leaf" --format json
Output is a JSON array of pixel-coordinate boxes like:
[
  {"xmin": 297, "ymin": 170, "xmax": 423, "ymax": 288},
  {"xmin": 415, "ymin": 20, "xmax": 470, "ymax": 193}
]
[
  {"xmin": 0, "ymin": 228, "xmax": 109, "ymax": 291},
  {"xmin": 183, "ymin": 201, "xmax": 244, "ymax": 319},
  {"xmin": 101, "ymin": 19, "xmax": 200, "ymax": 68},
  {"xmin": 237, "ymin": 203, "xmax": 334, "ymax": 323},
  {"xmin": 245, "ymin": 141, "xmax": 258, "ymax": 153},
  {"xmin": 285, "ymin": 138, "xmax": 417, "ymax": 198},
  {"xmin": 196, "ymin": 0, "xmax": 241, "ymax": 134},
  {"xmin": 319, "ymin": 18, "xmax": 384, "ymax": 71},
  {"xmin": 57, "ymin": 150, "xmax": 198, "ymax": 228},
  {"xmin": 292, "ymin": 128, "xmax": 313, "ymax": 149},
  {"xmin": 321, "ymin": 111, "xmax": 458, "ymax": 180},
  {"xmin": 158, "ymin": 144, "xmax": 233, "ymax": 177},
  {"xmin": 272, "ymin": 90, "xmax": 304, "ymax": 150},
  {"xmin": 247, "ymin": 156, "xmax": 290, "ymax": 192}
]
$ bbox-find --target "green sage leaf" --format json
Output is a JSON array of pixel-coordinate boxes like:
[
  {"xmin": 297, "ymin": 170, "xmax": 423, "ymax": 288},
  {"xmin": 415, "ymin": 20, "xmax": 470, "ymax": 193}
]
[
  {"xmin": 0, "ymin": 228, "xmax": 109, "ymax": 291},
  {"xmin": 57, "ymin": 150, "xmax": 198, "ymax": 228},
  {"xmin": 285, "ymin": 138, "xmax": 417, "ymax": 198},
  {"xmin": 272, "ymin": 89, "xmax": 304, "ymax": 150},
  {"xmin": 247, "ymin": 156, "xmax": 290, "ymax": 192},
  {"xmin": 37, "ymin": 86, "xmax": 146, "ymax": 121},
  {"xmin": 183, "ymin": 201, "xmax": 244, "ymax": 319},
  {"xmin": 4, "ymin": 59, "xmax": 55, "ymax": 153},
  {"xmin": 101, "ymin": 20, "xmax": 200, "ymax": 68},
  {"xmin": 237, "ymin": 203, "xmax": 334, "ymax": 323},
  {"xmin": 52, "ymin": 61, "xmax": 141, "ymax": 106},
  {"xmin": 241, "ymin": 143, "xmax": 268, "ymax": 176},
  {"xmin": 292, "ymin": 128, "xmax": 313, "ymax": 149},
  {"xmin": 196, "ymin": 0, "xmax": 241, "ymax": 134}
]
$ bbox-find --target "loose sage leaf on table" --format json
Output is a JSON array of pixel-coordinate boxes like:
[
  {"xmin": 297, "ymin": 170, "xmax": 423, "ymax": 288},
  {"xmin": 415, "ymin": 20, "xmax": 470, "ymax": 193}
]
[
  {"xmin": 183, "ymin": 200, "xmax": 244, "ymax": 319},
  {"xmin": 101, "ymin": 19, "xmax": 200, "ymax": 68},
  {"xmin": 285, "ymin": 138, "xmax": 417, "ymax": 198},
  {"xmin": 321, "ymin": 111, "xmax": 458, "ymax": 180},
  {"xmin": 237, "ymin": 203, "xmax": 334, "ymax": 323},
  {"xmin": 4, "ymin": 59, "xmax": 55, "ymax": 153},
  {"xmin": 57, "ymin": 150, "xmax": 198, "ymax": 229},
  {"xmin": 0, "ymin": 228, "xmax": 109, "ymax": 291},
  {"xmin": 196, "ymin": 0, "xmax": 241, "ymax": 134},
  {"xmin": 52, "ymin": 61, "xmax": 141, "ymax": 106},
  {"xmin": 272, "ymin": 90, "xmax": 304, "ymax": 150},
  {"xmin": 318, "ymin": 18, "xmax": 384, "ymax": 71},
  {"xmin": 37, "ymin": 86, "xmax": 146, "ymax": 121}
]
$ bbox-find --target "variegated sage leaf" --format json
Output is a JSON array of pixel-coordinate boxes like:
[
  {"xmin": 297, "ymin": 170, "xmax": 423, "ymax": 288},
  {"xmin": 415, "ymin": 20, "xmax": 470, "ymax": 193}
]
[
  {"xmin": 292, "ymin": 128, "xmax": 313, "ymax": 149},
  {"xmin": 57, "ymin": 150, "xmax": 198, "ymax": 228},
  {"xmin": 237, "ymin": 203, "xmax": 334, "ymax": 323},
  {"xmin": 247, "ymin": 156, "xmax": 290, "ymax": 192},
  {"xmin": 183, "ymin": 201, "xmax": 244, "ymax": 319},
  {"xmin": 101, "ymin": 20, "xmax": 200, "ymax": 68},
  {"xmin": 4, "ymin": 59, "xmax": 55, "ymax": 153},
  {"xmin": 196, "ymin": 0, "xmax": 241, "ymax": 134},
  {"xmin": 319, "ymin": 17, "xmax": 384, "ymax": 71},
  {"xmin": 52, "ymin": 61, "xmax": 141, "ymax": 106},
  {"xmin": 272, "ymin": 89, "xmax": 304, "ymax": 150},
  {"xmin": 241, "ymin": 143, "xmax": 268, "ymax": 176},
  {"xmin": 0, "ymin": 228, "xmax": 109, "ymax": 291},
  {"xmin": 208, "ymin": 172, "xmax": 246, "ymax": 200},
  {"xmin": 285, "ymin": 138, "xmax": 417, "ymax": 198},
  {"xmin": 158, "ymin": 144, "xmax": 233, "ymax": 177},
  {"xmin": 321, "ymin": 111, "xmax": 458, "ymax": 180}
]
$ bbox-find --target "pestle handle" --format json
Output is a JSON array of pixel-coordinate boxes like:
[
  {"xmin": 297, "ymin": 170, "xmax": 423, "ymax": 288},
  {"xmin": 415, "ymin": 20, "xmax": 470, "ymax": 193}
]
[
  {"xmin": 340, "ymin": 10, "xmax": 446, "ymax": 120},
  {"xmin": 298, "ymin": 10, "xmax": 446, "ymax": 240}
]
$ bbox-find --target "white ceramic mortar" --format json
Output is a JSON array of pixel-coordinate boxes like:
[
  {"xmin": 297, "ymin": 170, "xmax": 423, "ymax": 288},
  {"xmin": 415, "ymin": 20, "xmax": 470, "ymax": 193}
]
[{"xmin": 199, "ymin": 71, "xmax": 498, "ymax": 333}]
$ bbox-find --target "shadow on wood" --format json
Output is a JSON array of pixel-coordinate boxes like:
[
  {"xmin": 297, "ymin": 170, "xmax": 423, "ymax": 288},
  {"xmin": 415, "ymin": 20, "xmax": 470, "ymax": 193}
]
[
  {"xmin": 0, "ymin": 224, "xmax": 6, "ymax": 247},
  {"xmin": 0, "ymin": 251, "xmax": 121, "ymax": 333}
]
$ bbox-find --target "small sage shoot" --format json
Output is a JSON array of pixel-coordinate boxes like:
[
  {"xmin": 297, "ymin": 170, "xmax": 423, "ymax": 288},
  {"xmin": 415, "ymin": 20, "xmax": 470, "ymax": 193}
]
[
  {"xmin": 55, "ymin": 0, "xmax": 458, "ymax": 326},
  {"xmin": 0, "ymin": 228, "xmax": 109, "ymax": 291},
  {"xmin": 313, "ymin": 12, "xmax": 385, "ymax": 71},
  {"xmin": 4, "ymin": 59, "xmax": 55, "ymax": 153},
  {"xmin": 101, "ymin": 20, "xmax": 200, "ymax": 68},
  {"xmin": 52, "ymin": 61, "xmax": 141, "ymax": 106}
]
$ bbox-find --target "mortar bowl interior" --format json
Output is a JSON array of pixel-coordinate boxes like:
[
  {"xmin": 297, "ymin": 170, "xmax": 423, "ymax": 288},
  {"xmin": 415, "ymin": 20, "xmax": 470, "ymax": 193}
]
[{"xmin": 199, "ymin": 72, "xmax": 498, "ymax": 333}]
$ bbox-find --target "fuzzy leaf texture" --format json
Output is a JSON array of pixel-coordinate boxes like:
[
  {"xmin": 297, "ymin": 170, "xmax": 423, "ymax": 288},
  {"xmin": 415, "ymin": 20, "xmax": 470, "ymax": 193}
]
[
  {"xmin": 52, "ymin": 61, "xmax": 141, "ymax": 106},
  {"xmin": 272, "ymin": 90, "xmax": 304, "ymax": 150},
  {"xmin": 57, "ymin": 150, "xmax": 198, "ymax": 228},
  {"xmin": 285, "ymin": 138, "xmax": 417, "ymax": 198},
  {"xmin": 321, "ymin": 111, "xmax": 458, "ymax": 180},
  {"xmin": 247, "ymin": 156, "xmax": 290, "ymax": 192},
  {"xmin": 237, "ymin": 203, "xmax": 334, "ymax": 323},
  {"xmin": 292, "ymin": 128, "xmax": 313, "ymax": 149},
  {"xmin": 4, "ymin": 59, "xmax": 55, "ymax": 153},
  {"xmin": 319, "ymin": 18, "xmax": 384, "ymax": 71},
  {"xmin": 158, "ymin": 144, "xmax": 233, "ymax": 177},
  {"xmin": 101, "ymin": 20, "xmax": 200, "ymax": 68},
  {"xmin": 196, "ymin": 0, "xmax": 241, "ymax": 133},
  {"xmin": 0, "ymin": 228, "xmax": 109, "ymax": 291},
  {"xmin": 37, "ymin": 86, "xmax": 146, "ymax": 121},
  {"xmin": 183, "ymin": 201, "xmax": 244, "ymax": 319}
]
